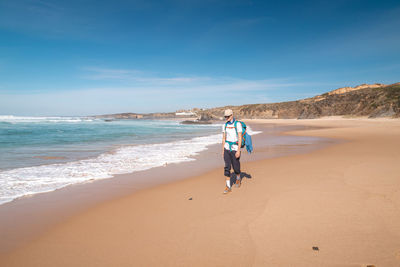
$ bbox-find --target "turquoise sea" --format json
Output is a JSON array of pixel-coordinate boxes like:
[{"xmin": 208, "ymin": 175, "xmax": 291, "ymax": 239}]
[
  {"xmin": 0, "ymin": 116, "xmax": 222, "ymax": 205},
  {"xmin": 0, "ymin": 115, "xmax": 326, "ymax": 206}
]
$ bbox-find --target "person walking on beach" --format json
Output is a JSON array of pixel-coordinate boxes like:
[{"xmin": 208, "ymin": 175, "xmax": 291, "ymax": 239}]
[{"xmin": 222, "ymin": 109, "xmax": 242, "ymax": 194}]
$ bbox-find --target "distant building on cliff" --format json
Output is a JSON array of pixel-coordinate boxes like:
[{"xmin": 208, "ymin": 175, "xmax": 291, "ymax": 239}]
[{"xmin": 175, "ymin": 111, "xmax": 196, "ymax": 116}]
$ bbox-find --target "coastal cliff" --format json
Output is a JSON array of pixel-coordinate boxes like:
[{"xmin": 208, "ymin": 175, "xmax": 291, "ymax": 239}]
[{"xmin": 202, "ymin": 82, "xmax": 400, "ymax": 119}]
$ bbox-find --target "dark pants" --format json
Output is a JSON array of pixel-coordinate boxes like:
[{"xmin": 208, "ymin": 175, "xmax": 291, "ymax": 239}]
[{"xmin": 224, "ymin": 148, "xmax": 241, "ymax": 177}]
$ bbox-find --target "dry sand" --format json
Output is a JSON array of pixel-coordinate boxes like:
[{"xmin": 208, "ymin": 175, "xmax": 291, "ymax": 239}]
[{"xmin": 1, "ymin": 118, "xmax": 400, "ymax": 267}]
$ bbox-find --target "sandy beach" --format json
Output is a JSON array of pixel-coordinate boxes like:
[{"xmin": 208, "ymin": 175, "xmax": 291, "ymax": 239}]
[{"xmin": 1, "ymin": 118, "xmax": 400, "ymax": 267}]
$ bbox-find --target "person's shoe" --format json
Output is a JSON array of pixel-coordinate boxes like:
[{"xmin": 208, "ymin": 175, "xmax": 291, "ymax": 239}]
[
  {"xmin": 223, "ymin": 187, "xmax": 232, "ymax": 194},
  {"xmin": 235, "ymin": 179, "xmax": 241, "ymax": 188}
]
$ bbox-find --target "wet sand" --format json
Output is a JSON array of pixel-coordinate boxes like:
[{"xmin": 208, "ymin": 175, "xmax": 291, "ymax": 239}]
[{"xmin": 1, "ymin": 118, "xmax": 399, "ymax": 266}]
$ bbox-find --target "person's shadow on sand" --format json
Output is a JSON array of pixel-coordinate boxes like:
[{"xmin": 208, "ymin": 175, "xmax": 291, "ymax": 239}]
[{"xmin": 230, "ymin": 172, "xmax": 252, "ymax": 185}]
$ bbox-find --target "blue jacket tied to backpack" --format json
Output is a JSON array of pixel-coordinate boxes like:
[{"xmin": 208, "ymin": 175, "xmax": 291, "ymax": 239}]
[{"xmin": 224, "ymin": 120, "xmax": 253, "ymax": 154}]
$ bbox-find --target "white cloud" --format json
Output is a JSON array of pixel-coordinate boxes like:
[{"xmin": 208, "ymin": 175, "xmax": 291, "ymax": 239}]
[
  {"xmin": 80, "ymin": 66, "xmax": 310, "ymax": 91},
  {"xmin": 82, "ymin": 67, "xmax": 213, "ymax": 85},
  {"xmin": 82, "ymin": 67, "xmax": 144, "ymax": 80}
]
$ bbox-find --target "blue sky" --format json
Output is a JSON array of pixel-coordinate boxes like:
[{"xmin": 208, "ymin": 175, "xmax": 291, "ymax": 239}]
[{"xmin": 0, "ymin": 0, "xmax": 399, "ymax": 116}]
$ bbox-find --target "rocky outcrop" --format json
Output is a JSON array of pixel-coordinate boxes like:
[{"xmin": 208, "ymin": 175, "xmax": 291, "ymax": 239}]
[{"xmin": 180, "ymin": 111, "xmax": 215, "ymax": 124}]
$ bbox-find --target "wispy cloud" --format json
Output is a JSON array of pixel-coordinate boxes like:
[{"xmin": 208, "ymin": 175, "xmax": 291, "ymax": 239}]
[
  {"xmin": 81, "ymin": 66, "xmax": 309, "ymax": 91},
  {"xmin": 82, "ymin": 67, "xmax": 215, "ymax": 85},
  {"xmin": 75, "ymin": 66, "xmax": 340, "ymax": 110},
  {"xmin": 0, "ymin": 66, "xmax": 341, "ymax": 116},
  {"xmin": 82, "ymin": 67, "xmax": 144, "ymax": 80}
]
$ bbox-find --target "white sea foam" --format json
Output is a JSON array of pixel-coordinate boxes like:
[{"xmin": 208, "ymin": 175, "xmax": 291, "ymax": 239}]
[
  {"xmin": 246, "ymin": 127, "xmax": 262, "ymax": 135},
  {"xmin": 0, "ymin": 134, "xmax": 222, "ymax": 205},
  {"xmin": 0, "ymin": 115, "xmax": 94, "ymax": 123}
]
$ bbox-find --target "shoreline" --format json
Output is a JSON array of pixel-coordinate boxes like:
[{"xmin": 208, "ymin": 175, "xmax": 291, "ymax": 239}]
[
  {"xmin": 2, "ymin": 117, "xmax": 399, "ymax": 266},
  {"xmin": 0, "ymin": 121, "xmax": 334, "ymax": 254},
  {"xmin": 0, "ymin": 119, "xmax": 223, "ymax": 204}
]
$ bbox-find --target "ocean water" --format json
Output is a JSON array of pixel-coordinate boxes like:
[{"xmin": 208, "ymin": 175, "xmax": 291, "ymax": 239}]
[
  {"xmin": 0, "ymin": 116, "xmax": 327, "ymax": 206},
  {"xmin": 0, "ymin": 116, "xmax": 223, "ymax": 205}
]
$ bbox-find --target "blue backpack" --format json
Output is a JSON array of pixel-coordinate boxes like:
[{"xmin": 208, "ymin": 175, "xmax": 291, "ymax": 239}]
[{"xmin": 224, "ymin": 120, "xmax": 253, "ymax": 154}]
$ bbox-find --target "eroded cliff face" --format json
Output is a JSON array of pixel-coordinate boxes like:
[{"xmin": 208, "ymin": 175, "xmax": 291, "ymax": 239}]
[{"xmin": 203, "ymin": 83, "xmax": 400, "ymax": 119}]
